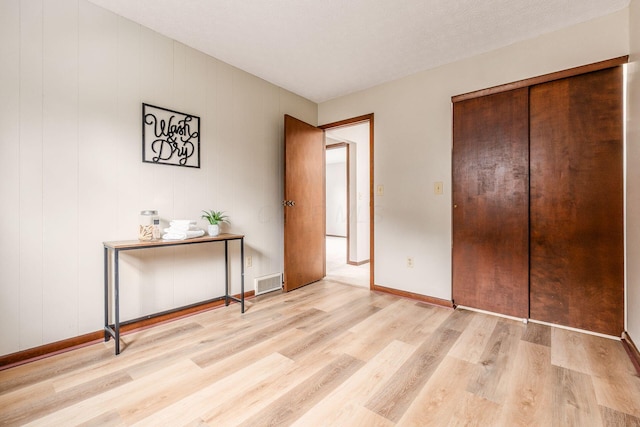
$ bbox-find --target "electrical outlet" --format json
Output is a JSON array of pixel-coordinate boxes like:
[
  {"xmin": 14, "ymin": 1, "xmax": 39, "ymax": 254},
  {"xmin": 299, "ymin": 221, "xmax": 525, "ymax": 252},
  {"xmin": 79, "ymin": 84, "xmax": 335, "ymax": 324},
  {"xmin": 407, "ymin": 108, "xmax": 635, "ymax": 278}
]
[
  {"xmin": 407, "ymin": 257, "xmax": 414, "ymax": 268},
  {"xmin": 246, "ymin": 256, "xmax": 252, "ymax": 268},
  {"xmin": 434, "ymin": 181, "xmax": 443, "ymax": 195}
]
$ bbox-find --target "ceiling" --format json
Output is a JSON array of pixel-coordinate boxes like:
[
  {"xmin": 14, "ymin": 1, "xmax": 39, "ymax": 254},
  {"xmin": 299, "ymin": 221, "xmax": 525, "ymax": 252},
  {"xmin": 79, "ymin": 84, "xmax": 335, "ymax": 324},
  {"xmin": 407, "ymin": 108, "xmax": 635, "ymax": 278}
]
[{"xmin": 88, "ymin": 0, "xmax": 629, "ymax": 103}]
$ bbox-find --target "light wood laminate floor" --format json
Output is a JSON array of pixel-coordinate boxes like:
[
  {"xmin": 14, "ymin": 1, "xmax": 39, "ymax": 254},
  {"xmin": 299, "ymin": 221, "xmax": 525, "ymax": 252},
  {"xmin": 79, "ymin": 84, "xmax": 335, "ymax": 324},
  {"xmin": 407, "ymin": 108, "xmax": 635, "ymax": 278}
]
[{"xmin": 1, "ymin": 280, "xmax": 639, "ymax": 426}]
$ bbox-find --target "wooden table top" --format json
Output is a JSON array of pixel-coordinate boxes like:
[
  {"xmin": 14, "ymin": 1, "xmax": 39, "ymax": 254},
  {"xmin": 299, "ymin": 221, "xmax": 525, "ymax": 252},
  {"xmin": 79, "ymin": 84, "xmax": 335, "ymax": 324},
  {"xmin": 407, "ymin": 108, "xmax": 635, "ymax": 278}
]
[{"xmin": 103, "ymin": 233, "xmax": 244, "ymax": 250}]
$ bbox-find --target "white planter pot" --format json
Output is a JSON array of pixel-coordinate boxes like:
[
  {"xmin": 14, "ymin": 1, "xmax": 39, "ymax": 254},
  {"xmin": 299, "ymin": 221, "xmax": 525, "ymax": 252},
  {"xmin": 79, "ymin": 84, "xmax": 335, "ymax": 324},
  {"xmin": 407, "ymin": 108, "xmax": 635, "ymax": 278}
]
[{"xmin": 208, "ymin": 224, "xmax": 220, "ymax": 236}]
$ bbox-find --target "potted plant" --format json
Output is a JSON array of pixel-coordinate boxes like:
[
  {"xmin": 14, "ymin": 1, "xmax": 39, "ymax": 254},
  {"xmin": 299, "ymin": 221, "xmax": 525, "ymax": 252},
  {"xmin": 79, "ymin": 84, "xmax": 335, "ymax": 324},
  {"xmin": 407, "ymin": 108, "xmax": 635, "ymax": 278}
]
[{"xmin": 201, "ymin": 210, "xmax": 229, "ymax": 236}]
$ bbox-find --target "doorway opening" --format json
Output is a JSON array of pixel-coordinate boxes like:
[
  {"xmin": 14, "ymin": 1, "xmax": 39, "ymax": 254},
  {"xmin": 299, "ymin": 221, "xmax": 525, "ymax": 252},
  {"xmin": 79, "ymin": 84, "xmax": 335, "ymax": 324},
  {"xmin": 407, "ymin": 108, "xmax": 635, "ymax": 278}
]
[{"xmin": 322, "ymin": 117, "xmax": 372, "ymax": 288}]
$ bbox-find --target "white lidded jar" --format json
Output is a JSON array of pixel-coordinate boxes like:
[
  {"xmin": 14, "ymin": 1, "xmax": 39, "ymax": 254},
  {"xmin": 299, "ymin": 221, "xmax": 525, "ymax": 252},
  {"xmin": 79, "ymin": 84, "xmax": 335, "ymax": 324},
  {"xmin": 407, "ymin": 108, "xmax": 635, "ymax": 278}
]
[{"xmin": 139, "ymin": 210, "xmax": 159, "ymax": 241}]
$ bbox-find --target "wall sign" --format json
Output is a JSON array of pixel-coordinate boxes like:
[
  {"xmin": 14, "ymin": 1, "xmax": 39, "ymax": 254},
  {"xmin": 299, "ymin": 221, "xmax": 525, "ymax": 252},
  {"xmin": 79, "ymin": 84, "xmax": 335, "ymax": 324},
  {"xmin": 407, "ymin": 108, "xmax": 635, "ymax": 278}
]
[{"xmin": 142, "ymin": 103, "xmax": 200, "ymax": 168}]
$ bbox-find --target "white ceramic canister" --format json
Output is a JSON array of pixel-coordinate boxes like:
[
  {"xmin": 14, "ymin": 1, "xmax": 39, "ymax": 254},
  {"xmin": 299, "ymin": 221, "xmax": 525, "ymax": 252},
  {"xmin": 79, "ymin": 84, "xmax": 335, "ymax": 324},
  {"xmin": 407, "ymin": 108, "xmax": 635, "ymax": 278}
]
[{"xmin": 139, "ymin": 210, "xmax": 159, "ymax": 240}]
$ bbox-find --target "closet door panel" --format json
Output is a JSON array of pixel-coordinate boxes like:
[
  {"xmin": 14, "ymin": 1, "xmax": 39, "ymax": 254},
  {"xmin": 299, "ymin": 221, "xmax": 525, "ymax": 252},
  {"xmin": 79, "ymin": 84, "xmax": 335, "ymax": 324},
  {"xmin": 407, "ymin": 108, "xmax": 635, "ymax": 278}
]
[
  {"xmin": 529, "ymin": 67, "xmax": 624, "ymax": 336},
  {"xmin": 452, "ymin": 88, "xmax": 529, "ymax": 318}
]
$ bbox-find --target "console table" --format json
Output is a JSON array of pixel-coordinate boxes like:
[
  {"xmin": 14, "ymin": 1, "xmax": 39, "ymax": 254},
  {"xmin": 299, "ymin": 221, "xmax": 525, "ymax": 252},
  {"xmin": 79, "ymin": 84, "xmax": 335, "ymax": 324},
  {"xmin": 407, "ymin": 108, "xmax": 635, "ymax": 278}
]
[{"xmin": 103, "ymin": 233, "xmax": 245, "ymax": 355}]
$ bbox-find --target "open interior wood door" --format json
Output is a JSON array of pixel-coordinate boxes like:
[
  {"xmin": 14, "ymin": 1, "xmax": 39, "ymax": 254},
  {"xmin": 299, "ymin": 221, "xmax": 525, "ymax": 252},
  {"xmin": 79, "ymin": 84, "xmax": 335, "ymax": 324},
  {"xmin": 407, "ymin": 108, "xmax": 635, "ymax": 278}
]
[
  {"xmin": 452, "ymin": 88, "xmax": 530, "ymax": 318},
  {"xmin": 284, "ymin": 115, "xmax": 326, "ymax": 292}
]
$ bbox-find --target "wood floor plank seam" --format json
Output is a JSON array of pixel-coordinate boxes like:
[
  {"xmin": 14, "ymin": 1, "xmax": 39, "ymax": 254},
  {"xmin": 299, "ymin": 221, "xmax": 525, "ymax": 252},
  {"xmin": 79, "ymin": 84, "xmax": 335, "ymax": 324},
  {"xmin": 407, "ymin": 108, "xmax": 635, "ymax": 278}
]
[
  {"xmin": 237, "ymin": 353, "xmax": 365, "ymax": 426},
  {"xmin": 279, "ymin": 304, "xmax": 382, "ymax": 360},
  {"xmin": 0, "ymin": 370, "xmax": 133, "ymax": 426},
  {"xmin": 467, "ymin": 319, "xmax": 524, "ymax": 404},
  {"xmin": 365, "ymin": 325, "xmax": 464, "ymax": 422},
  {"xmin": 192, "ymin": 308, "xmax": 327, "ymax": 368}
]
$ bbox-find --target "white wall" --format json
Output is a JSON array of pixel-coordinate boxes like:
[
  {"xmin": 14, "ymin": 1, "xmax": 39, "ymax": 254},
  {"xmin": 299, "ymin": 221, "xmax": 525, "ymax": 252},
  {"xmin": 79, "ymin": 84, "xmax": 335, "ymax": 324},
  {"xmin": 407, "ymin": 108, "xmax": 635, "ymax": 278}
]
[
  {"xmin": 354, "ymin": 133, "xmax": 371, "ymax": 264},
  {"xmin": 0, "ymin": 0, "xmax": 316, "ymax": 356},
  {"xmin": 626, "ymin": 0, "xmax": 640, "ymax": 343},
  {"xmin": 326, "ymin": 124, "xmax": 370, "ymax": 264},
  {"xmin": 319, "ymin": 10, "xmax": 629, "ymax": 301},
  {"xmin": 326, "ymin": 156, "xmax": 347, "ymax": 237}
]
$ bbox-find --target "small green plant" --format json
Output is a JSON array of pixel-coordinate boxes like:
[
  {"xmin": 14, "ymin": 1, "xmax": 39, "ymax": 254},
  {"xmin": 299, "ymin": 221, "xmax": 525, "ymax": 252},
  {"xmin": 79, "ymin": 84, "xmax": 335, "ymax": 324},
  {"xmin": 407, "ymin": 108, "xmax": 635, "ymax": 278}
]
[{"xmin": 201, "ymin": 210, "xmax": 229, "ymax": 225}]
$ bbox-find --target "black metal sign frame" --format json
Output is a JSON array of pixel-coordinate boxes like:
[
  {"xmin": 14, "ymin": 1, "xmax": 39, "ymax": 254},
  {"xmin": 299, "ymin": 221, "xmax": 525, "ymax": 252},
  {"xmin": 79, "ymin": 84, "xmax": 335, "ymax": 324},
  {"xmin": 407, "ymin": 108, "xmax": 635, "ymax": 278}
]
[{"xmin": 142, "ymin": 103, "xmax": 201, "ymax": 168}]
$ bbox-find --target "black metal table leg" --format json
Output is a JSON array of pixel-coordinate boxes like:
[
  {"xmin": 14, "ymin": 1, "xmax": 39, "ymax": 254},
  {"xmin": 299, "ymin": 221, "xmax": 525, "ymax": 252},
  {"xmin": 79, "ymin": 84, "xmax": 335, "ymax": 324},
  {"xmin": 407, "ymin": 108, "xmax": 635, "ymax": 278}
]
[
  {"xmin": 241, "ymin": 237, "xmax": 245, "ymax": 313},
  {"xmin": 224, "ymin": 240, "xmax": 229, "ymax": 306},
  {"xmin": 104, "ymin": 246, "xmax": 109, "ymax": 342},
  {"xmin": 114, "ymin": 249, "xmax": 120, "ymax": 355}
]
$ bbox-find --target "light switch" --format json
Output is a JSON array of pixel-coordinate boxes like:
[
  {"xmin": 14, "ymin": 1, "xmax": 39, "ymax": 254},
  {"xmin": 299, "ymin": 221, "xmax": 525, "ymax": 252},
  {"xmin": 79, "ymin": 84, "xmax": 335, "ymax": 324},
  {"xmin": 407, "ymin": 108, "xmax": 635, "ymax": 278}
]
[
  {"xmin": 377, "ymin": 185, "xmax": 384, "ymax": 196},
  {"xmin": 434, "ymin": 182, "xmax": 443, "ymax": 195}
]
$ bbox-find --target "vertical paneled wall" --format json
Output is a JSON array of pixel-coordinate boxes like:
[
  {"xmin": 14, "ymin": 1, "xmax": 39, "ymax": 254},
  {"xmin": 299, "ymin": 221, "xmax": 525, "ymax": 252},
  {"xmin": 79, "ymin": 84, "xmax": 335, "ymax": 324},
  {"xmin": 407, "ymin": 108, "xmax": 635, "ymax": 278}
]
[{"xmin": 0, "ymin": 0, "xmax": 317, "ymax": 356}]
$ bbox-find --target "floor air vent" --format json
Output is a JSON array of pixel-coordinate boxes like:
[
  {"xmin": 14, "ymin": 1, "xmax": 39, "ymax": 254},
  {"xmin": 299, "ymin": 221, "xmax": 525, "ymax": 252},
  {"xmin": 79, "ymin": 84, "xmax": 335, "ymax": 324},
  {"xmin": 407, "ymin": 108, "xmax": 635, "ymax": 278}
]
[{"xmin": 255, "ymin": 273, "xmax": 283, "ymax": 296}]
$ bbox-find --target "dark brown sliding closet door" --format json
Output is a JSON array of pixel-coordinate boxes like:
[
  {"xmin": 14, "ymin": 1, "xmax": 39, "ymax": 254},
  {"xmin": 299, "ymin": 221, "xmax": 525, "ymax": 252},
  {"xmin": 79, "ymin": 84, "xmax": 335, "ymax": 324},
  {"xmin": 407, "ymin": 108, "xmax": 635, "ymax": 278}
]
[
  {"xmin": 452, "ymin": 88, "xmax": 529, "ymax": 318},
  {"xmin": 529, "ymin": 67, "xmax": 624, "ymax": 336}
]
